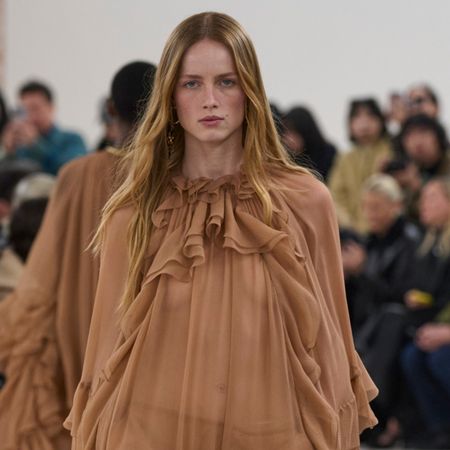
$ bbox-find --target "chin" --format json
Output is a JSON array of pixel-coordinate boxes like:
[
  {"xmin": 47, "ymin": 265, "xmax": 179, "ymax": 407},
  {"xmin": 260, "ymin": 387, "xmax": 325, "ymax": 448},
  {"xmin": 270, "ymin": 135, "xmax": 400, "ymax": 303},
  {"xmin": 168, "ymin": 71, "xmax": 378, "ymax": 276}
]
[{"xmin": 196, "ymin": 132, "xmax": 230, "ymax": 144}]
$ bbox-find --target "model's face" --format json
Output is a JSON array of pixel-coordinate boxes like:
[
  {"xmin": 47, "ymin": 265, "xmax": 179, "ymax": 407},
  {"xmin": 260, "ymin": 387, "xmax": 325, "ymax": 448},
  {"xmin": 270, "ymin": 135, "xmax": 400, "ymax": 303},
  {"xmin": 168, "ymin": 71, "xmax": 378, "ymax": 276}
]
[
  {"xmin": 174, "ymin": 39, "xmax": 246, "ymax": 147},
  {"xmin": 420, "ymin": 181, "xmax": 450, "ymax": 228},
  {"xmin": 20, "ymin": 92, "xmax": 54, "ymax": 133},
  {"xmin": 361, "ymin": 191, "xmax": 401, "ymax": 235},
  {"xmin": 350, "ymin": 107, "xmax": 383, "ymax": 145},
  {"xmin": 403, "ymin": 128, "xmax": 441, "ymax": 168}
]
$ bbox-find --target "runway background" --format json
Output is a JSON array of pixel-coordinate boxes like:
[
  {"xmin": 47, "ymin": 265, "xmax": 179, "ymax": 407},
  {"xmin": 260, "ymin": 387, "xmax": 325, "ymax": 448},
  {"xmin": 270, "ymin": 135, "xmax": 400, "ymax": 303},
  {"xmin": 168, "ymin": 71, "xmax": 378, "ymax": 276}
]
[{"xmin": 3, "ymin": 0, "xmax": 450, "ymax": 149}]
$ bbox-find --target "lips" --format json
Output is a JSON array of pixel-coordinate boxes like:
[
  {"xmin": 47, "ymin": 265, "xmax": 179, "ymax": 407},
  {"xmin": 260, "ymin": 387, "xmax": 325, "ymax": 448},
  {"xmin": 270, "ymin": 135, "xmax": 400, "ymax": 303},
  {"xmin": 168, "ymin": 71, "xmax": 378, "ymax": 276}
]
[{"xmin": 199, "ymin": 115, "xmax": 224, "ymax": 123}]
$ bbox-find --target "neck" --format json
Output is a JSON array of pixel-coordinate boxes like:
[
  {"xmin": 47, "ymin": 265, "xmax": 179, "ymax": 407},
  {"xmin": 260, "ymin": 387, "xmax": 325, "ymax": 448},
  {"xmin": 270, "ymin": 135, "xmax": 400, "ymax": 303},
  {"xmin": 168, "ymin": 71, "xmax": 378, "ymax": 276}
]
[
  {"xmin": 115, "ymin": 120, "xmax": 134, "ymax": 148},
  {"xmin": 181, "ymin": 133, "xmax": 244, "ymax": 180},
  {"xmin": 40, "ymin": 123, "xmax": 54, "ymax": 135}
]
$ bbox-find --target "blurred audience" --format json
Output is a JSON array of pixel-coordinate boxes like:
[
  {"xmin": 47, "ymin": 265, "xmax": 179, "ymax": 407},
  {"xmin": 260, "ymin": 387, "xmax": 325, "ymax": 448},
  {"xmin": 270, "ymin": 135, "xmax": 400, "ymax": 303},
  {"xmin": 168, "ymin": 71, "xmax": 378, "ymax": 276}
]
[
  {"xmin": 0, "ymin": 90, "xmax": 8, "ymax": 142},
  {"xmin": 329, "ymin": 98, "xmax": 393, "ymax": 233},
  {"xmin": 282, "ymin": 106, "xmax": 337, "ymax": 180},
  {"xmin": 406, "ymin": 84, "xmax": 440, "ymax": 119},
  {"xmin": 400, "ymin": 176, "xmax": 450, "ymax": 449},
  {"xmin": 95, "ymin": 97, "xmax": 118, "ymax": 151},
  {"xmin": 400, "ymin": 114, "xmax": 450, "ymax": 182},
  {"xmin": 357, "ymin": 176, "xmax": 450, "ymax": 447},
  {"xmin": 343, "ymin": 174, "xmax": 420, "ymax": 333},
  {"xmin": 1, "ymin": 81, "xmax": 87, "ymax": 174},
  {"xmin": 0, "ymin": 163, "xmax": 40, "ymax": 246},
  {"xmin": 0, "ymin": 195, "xmax": 50, "ymax": 301},
  {"xmin": 401, "ymin": 305, "xmax": 450, "ymax": 449},
  {"xmin": 11, "ymin": 172, "xmax": 55, "ymax": 210},
  {"xmin": 386, "ymin": 92, "xmax": 408, "ymax": 136},
  {"xmin": 8, "ymin": 198, "xmax": 48, "ymax": 263}
]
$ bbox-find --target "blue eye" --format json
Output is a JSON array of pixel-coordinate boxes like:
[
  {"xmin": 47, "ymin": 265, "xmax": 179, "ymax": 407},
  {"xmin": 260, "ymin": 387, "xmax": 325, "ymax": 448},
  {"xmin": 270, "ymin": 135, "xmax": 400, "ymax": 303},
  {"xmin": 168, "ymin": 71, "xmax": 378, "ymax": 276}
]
[
  {"xmin": 184, "ymin": 80, "xmax": 199, "ymax": 89},
  {"xmin": 220, "ymin": 79, "xmax": 236, "ymax": 87}
]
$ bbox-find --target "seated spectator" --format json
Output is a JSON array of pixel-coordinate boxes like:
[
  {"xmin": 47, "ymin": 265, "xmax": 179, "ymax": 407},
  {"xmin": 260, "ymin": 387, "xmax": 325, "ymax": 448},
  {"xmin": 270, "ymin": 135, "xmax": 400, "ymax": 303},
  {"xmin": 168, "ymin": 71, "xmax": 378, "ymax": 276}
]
[
  {"xmin": 405, "ymin": 177, "xmax": 450, "ymax": 324},
  {"xmin": 329, "ymin": 98, "xmax": 393, "ymax": 233},
  {"xmin": 8, "ymin": 198, "xmax": 49, "ymax": 262},
  {"xmin": 400, "ymin": 114, "xmax": 450, "ymax": 183},
  {"xmin": 0, "ymin": 198, "xmax": 48, "ymax": 301},
  {"xmin": 401, "ymin": 303, "xmax": 450, "ymax": 449},
  {"xmin": 382, "ymin": 156, "xmax": 422, "ymax": 224},
  {"xmin": 406, "ymin": 84, "xmax": 440, "ymax": 119},
  {"xmin": 385, "ymin": 91, "xmax": 408, "ymax": 137},
  {"xmin": 0, "ymin": 162, "xmax": 39, "ymax": 247},
  {"xmin": 11, "ymin": 173, "xmax": 55, "ymax": 210},
  {"xmin": 342, "ymin": 174, "xmax": 420, "ymax": 333},
  {"xmin": 282, "ymin": 106, "xmax": 337, "ymax": 180},
  {"xmin": 1, "ymin": 81, "xmax": 87, "ymax": 174},
  {"xmin": 361, "ymin": 176, "xmax": 450, "ymax": 447}
]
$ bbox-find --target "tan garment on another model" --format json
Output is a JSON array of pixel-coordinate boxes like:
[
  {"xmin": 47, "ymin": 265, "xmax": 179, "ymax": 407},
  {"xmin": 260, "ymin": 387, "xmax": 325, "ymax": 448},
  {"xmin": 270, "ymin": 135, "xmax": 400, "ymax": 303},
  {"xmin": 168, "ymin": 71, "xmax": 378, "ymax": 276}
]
[
  {"xmin": 328, "ymin": 138, "xmax": 393, "ymax": 233},
  {"xmin": 65, "ymin": 166, "xmax": 378, "ymax": 450},
  {"xmin": 0, "ymin": 248, "xmax": 23, "ymax": 301},
  {"xmin": 0, "ymin": 149, "xmax": 119, "ymax": 450}
]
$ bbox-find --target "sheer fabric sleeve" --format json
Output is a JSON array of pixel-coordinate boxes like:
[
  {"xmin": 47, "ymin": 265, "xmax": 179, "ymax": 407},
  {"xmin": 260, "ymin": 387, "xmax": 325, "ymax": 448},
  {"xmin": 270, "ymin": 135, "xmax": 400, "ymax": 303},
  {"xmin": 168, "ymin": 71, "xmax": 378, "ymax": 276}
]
[
  {"xmin": 63, "ymin": 207, "xmax": 131, "ymax": 441},
  {"xmin": 273, "ymin": 170, "xmax": 378, "ymax": 446}
]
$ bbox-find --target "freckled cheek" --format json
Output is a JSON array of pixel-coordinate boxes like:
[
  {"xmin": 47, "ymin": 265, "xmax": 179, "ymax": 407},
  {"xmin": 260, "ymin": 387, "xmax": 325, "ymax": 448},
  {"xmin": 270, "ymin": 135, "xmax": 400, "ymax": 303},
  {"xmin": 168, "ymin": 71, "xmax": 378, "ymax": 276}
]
[
  {"xmin": 174, "ymin": 92, "xmax": 197, "ymax": 125},
  {"xmin": 226, "ymin": 92, "xmax": 246, "ymax": 121}
]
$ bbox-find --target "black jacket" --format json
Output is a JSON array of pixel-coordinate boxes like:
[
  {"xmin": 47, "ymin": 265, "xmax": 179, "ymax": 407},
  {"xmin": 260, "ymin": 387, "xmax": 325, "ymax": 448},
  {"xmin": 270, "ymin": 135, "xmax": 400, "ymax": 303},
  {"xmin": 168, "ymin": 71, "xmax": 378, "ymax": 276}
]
[{"xmin": 346, "ymin": 217, "xmax": 421, "ymax": 330}]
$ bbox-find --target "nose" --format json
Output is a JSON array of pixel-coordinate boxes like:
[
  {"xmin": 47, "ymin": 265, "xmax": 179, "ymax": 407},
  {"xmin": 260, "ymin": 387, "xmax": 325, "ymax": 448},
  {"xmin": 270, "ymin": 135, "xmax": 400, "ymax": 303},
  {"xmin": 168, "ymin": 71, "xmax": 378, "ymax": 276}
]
[{"xmin": 202, "ymin": 84, "xmax": 218, "ymax": 110}]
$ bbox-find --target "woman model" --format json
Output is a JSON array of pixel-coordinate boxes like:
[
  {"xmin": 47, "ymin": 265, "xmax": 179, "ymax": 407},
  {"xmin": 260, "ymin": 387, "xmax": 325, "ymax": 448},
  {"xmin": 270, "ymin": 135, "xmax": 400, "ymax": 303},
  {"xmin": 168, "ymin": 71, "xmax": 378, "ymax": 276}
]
[{"xmin": 66, "ymin": 12, "xmax": 377, "ymax": 450}]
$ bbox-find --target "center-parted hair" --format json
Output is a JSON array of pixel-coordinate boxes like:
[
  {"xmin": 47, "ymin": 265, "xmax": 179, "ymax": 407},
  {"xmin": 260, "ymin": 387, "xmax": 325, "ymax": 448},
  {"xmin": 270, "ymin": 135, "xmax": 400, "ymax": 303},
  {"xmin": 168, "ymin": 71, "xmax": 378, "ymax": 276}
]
[
  {"xmin": 348, "ymin": 98, "xmax": 387, "ymax": 143},
  {"xmin": 94, "ymin": 12, "xmax": 305, "ymax": 311}
]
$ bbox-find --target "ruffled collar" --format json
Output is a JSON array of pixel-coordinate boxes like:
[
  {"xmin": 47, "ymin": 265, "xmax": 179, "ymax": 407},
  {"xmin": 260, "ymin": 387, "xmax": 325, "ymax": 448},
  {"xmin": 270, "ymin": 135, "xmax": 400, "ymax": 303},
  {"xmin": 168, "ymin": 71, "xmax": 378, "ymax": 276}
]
[{"xmin": 169, "ymin": 170, "xmax": 254, "ymax": 204}]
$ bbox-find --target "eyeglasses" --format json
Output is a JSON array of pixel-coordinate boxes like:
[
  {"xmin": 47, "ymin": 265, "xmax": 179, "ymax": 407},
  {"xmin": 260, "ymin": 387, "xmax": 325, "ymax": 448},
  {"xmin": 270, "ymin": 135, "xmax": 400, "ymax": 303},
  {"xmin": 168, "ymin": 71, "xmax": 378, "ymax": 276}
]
[{"xmin": 409, "ymin": 96, "xmax": 432, "ymax": 107}]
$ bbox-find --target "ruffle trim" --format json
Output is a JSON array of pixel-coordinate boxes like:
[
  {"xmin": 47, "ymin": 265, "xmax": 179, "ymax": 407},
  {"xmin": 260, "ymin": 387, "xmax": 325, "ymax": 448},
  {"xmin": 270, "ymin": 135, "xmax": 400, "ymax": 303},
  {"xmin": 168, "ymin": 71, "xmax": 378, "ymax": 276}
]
[
  {"xmin": 336, "ymin": 364, "xmax": 378, "ymax": 449},
  {"xmin": 0, "ymin": 289, "xmax": 70, "ymax": 450},
  {"xmin": 145, "ymin": 171, "xmax": 294, "ymax": 285}
]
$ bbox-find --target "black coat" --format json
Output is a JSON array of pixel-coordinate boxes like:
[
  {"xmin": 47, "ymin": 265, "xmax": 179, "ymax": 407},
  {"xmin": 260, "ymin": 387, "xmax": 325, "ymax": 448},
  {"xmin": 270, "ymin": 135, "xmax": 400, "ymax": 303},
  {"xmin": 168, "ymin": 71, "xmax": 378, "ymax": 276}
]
[
  {"xmin": 346, "ymin": 217, "xmax": 421, "ymax": 331},
  {"xmin": 407, "ymin": 234, "xmax": 450, "ymax": 327}
]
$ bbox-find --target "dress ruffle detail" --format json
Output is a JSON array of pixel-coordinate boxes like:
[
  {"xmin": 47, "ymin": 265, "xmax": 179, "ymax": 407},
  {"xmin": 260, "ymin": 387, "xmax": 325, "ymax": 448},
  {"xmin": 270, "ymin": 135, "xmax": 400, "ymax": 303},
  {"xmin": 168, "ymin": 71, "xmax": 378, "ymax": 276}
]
[
  {"xmin": 146, "ymin": 173, "xmax": 289, "ymax": 285},
  {"xmin": 0, "ymin": 288, "xmax": 69, "ymax": 450}
]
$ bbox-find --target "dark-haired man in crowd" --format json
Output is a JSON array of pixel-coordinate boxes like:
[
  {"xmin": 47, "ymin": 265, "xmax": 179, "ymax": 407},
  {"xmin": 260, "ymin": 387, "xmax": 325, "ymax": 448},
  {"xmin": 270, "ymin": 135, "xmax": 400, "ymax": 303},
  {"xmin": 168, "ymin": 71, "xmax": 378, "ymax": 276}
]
[
  {"xmin": 400, "ymin": 114, "xmax": 450, "ymax": 181},
  {"xmin": 407, "ymin": 84, "xmax": 440, "ymax": 119},
  {"xmin": 2, "ymin": 81, "xmax": 87, "ymax": 174}
]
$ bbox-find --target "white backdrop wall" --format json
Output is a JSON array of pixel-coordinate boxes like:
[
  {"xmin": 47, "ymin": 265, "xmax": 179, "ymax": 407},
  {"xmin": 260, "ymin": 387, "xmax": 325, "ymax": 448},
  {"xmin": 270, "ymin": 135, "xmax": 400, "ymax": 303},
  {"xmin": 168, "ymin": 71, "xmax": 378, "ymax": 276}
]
[{"xmin": 4, "ymin": 0, "xmax": 450, "ymax": 150}]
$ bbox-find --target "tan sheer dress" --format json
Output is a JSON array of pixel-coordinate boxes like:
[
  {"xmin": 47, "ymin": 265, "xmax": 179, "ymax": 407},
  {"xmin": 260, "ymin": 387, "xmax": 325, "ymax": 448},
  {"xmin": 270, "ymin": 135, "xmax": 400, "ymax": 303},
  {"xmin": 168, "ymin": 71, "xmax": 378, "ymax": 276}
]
[
  {"xmin": 66, "ymin": 167, "xmax": 378, "ymax": 450},
  {"xmin": 0, "ymin": 150, "xmax": 118, "ymax": 450}
]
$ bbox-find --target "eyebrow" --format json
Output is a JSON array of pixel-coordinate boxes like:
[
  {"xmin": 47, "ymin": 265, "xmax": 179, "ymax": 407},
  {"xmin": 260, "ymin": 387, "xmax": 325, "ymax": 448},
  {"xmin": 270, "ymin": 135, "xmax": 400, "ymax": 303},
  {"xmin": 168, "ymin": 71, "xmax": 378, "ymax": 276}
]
[{"xmin": 179, "ymin": 72, "xmax": 238, "ymax": 79}]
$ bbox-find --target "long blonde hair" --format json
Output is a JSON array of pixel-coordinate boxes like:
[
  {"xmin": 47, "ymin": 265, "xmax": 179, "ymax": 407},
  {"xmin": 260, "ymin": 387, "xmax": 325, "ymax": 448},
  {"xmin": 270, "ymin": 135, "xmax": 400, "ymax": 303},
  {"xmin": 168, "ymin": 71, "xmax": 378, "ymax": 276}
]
[
  {"xmin": 419, "ymin": 176, "xmax": 450, "ymax": 258},
  {"xmin": 94, "ymin": 12, "xmax": 306, "ymax": 311}
]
